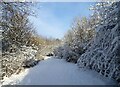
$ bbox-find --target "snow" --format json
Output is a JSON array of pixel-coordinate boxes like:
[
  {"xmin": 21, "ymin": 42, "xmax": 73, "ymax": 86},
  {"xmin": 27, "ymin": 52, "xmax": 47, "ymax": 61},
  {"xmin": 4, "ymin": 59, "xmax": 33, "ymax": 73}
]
[
  {"xmin": 111, "ymin": 36, "xmax": 119, "ymax": 45},
  {"xmin": 44, "ymin": 56, "xmax": 51, "ymax": 60},
  {"xmin": 1, "ymin": 69, "xmax": 29, "ymax": 85},
  {"xmin": 1, "ymin": 57, "xmax": 116, "ymax": 85}
]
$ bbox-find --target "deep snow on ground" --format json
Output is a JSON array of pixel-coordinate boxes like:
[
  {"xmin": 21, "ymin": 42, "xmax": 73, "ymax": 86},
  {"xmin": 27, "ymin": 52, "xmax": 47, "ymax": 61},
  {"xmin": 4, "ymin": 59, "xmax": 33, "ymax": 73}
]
[{"xmin": 1, "ymin": 57, "xmax": 116, "ymax": 85}]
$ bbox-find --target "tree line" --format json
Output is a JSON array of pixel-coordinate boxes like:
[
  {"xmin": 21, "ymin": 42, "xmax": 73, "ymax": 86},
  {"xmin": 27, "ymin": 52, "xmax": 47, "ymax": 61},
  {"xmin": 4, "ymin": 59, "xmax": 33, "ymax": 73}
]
[
  {"xmin": 0, "ymin": 2, "xmax": 60, "ymax": 79},
  {"xmin": 54, "ymin": 1, "xmax": 120, "ymax": 84}
]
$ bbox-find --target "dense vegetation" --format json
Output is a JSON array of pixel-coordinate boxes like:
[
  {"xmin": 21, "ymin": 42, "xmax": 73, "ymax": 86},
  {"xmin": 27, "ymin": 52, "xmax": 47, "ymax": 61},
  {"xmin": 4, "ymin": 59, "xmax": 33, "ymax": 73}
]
[
  {"xmin": 54, "ymin": 17, "xmax": 95, "ymax": 63},
  {"xmin": 54, "ymin": 1, "xmax": 120, "ymax": 84},
  {"xmin": 0, "ymin": 2, "xmax": 61, "ymax": 79},
  {"xmin": 0, "ymin": 1, "xmax": 119, "ymax": 85}
]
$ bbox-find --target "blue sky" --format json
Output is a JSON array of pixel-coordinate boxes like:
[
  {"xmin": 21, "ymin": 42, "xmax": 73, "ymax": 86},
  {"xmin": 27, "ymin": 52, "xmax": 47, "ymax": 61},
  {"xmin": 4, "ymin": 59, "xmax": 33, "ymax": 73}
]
[{"xmin": 29, "ymin": 2, "xmax": 95, "ymax": 39}]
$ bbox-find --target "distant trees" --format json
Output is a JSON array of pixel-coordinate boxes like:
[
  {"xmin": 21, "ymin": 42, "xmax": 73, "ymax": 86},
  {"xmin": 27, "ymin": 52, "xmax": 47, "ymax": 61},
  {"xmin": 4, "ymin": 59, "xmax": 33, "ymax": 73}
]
[
  {"xmin": 70, "ymin": 17, "xmax": 95, "ymax": 49},
  {"xmin": 54, "ymin": 16, "xmax": 95, "ymax": 63}
]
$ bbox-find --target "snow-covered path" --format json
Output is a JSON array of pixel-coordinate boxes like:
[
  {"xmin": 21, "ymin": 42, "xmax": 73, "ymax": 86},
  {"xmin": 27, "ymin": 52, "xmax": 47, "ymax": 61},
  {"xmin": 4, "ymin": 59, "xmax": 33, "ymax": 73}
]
[{"xmin": 2, "ymin": 57, "xmax": 116, "ymax": 85}]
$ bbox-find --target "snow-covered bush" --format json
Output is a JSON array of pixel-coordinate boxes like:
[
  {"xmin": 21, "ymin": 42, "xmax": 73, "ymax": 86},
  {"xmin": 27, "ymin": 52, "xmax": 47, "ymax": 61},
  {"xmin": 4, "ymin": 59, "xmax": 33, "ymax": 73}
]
[
  {"xmin": 54, "ymin": 46, "xmax": 64, "ymax": 58},
  {"xmin": 22, "ymin": 58, "xmax": 40, "ymax": 68},
  {"xmin": 77, "ymin": 2, "xmax": 120, "ymax": 84},
  {"xmin": 53, "ymin": 43, "xmax": 84, "ymax": 63},
  {"xmin": 1, "ymin": 46, "xmax": 38, "ymax": 79}
]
